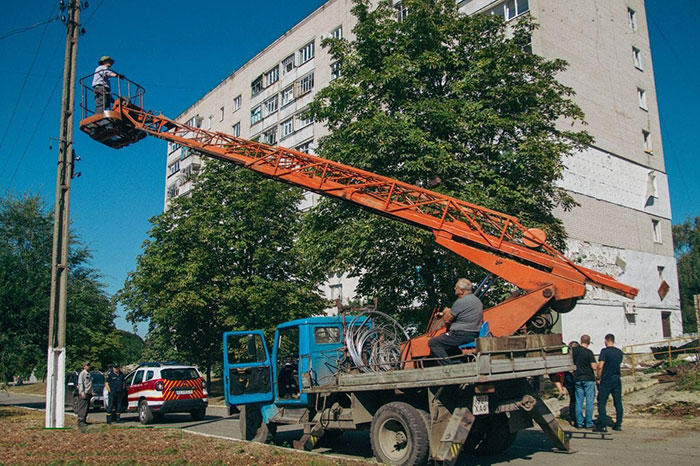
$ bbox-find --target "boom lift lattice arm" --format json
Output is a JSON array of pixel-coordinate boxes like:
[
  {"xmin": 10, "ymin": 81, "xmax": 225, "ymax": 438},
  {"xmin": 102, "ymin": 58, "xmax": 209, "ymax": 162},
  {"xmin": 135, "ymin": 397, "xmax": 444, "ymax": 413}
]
[{"xmin": 79, "ymin": 79, "xmax": 637, "ymax": 338}]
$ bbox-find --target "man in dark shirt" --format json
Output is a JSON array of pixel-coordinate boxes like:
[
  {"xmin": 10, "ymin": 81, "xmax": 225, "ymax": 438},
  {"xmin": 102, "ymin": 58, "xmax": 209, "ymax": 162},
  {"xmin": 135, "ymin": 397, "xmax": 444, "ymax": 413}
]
[
  {"xmin": 594, "ymin": 334, "xmax": 624, "ymax": 432},
  {"xmin": 105, "ymin": 364, "xmax": 125, "ymax": 424},
  {"xmin": 428, "ymin": 278, "xmax": 483, "ymax": 365},
  {"xmin": 572, "ymin": 334, "xmax": 597, "ymax": 429}
]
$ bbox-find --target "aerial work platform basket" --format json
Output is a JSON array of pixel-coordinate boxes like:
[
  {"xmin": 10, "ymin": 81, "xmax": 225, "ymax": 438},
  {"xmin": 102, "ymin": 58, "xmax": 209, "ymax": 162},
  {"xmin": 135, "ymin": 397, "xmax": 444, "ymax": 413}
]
[{"xmin": 78, "ymin": 72, "xmax": 148, "ymax": 148}]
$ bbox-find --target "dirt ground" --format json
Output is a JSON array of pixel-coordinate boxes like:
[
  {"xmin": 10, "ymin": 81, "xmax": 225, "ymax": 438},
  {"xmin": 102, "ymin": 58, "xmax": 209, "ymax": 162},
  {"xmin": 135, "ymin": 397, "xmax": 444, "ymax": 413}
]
[{"xmin": 0, "ymin": 406, "xmax": 362, "ymax": 465}]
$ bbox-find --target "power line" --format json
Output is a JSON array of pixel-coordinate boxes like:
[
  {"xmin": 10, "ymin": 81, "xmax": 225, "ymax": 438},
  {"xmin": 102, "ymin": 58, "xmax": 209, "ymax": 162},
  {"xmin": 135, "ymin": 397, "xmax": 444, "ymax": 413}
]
[
  {"xmin": 0, "ymin": 2, "xmax": 59, "ymax": 161},
  {"xmin": 7, "ymin": 74, "xmax": 63, "ymax": 189},
  {"xmin": 0, "ymin": 16, "xmax": 59, "ymax": 41}
]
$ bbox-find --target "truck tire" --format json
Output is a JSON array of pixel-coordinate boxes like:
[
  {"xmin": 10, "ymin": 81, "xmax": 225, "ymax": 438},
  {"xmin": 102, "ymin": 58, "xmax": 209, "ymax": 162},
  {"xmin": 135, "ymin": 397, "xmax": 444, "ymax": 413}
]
[
  {"xmin": 370, "ymin": 402, "xmax": 430, "ymax": 466},
  {"xmin": 240, "ymin": 405, "xmax": 275, "ymax": 444},
  {"xmin": 138, "ymin": 399, "xmax": 154, "ymax": 425},
  {"xmin": 463, "ymin": 413, "xmax": 517, "ymax": 457}
]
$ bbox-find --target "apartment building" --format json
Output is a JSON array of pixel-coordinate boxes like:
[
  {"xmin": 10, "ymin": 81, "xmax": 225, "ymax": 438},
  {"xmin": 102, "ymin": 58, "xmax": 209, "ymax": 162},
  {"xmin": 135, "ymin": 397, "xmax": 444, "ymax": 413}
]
[{"xmin": 164, "ymin": 0, "xmax": 680, "ymax": 348}]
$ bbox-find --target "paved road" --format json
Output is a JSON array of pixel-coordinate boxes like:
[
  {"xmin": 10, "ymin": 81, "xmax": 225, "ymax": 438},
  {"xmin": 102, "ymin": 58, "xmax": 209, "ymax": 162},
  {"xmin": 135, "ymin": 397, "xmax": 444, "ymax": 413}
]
[{"xmin": 3, "ymin": 392, "xmax": 699, "ymax": 465}]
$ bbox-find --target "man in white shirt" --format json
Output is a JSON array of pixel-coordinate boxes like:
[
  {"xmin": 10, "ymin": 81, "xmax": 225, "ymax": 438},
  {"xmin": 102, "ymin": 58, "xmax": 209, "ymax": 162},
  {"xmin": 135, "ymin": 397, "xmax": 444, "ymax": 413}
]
[{"xmin": 92, "ymin": 55, "xmax": 117, "ymax": 114}]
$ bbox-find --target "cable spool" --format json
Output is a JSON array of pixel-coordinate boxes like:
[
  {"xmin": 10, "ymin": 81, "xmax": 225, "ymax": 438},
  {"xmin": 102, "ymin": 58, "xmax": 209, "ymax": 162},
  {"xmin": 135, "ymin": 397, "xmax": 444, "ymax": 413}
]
[{"xmin": 345, "ymin": 311, "xmax": 410, "ymax": 373}]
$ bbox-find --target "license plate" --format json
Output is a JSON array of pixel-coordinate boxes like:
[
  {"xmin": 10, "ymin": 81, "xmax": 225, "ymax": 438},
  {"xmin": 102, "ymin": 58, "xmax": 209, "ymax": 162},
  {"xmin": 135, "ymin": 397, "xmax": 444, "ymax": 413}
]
[
  {"xmin": 176, "ymin": 389, "xmax": 193, "ymax": 395},
  {"xmin": 473, "ymin": 394, "xmax": 489, "ymax": 415}
]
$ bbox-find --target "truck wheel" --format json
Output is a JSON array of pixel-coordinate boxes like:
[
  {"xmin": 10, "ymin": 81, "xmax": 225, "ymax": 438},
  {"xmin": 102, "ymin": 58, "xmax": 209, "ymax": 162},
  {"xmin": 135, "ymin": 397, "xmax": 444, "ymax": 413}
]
[
  {"xmin": 190, "ymin": 408, "xmax": 206, "ymax": 421},
  {"xmin": 370, "ymin": 402, "xmax": 430, "ymax": 466},
  {"xmin": 240, "ymin": 405, "xmax": 275, "ymax": 443},
  {"xmin": 464, "ymin": 413, "xmax": 518, "ymax": 457},
  {"xmin": 138, "ymin": 399, "xmax": 154, "ymax": 425}
]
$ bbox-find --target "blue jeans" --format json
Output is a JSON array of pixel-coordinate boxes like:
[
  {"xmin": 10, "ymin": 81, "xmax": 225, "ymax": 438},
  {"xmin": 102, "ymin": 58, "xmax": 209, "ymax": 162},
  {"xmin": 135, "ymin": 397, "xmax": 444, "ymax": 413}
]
[{"xmin": 575, "ymin": 381, "xmax": 596, "ymax": 427}]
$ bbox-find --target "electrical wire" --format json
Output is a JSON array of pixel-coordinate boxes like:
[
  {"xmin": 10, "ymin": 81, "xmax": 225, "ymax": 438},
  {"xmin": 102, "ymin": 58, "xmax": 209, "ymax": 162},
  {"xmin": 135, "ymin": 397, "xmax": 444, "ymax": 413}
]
[
  {"xmin": 0, "ymin": 16, "xmax": 59, "ymax": 41},
  {"xmin": 0, "ymin": 2, "xmax": 59, "ymax": 164}
]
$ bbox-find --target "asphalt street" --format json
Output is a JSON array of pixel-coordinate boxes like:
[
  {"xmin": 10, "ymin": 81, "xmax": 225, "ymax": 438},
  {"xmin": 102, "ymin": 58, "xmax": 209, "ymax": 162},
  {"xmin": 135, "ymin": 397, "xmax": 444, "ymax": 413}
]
[{"xmin": 2, "ymin": 392, "xmax": 699, "ymax": 465}]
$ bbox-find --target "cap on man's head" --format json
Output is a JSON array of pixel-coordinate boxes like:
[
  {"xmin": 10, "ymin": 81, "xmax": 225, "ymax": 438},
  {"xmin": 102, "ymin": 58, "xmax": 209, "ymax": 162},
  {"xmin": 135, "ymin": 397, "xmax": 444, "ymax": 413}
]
[{"xmin": 99, "ymin": 55, "xmax": 114, "ymax": 65}]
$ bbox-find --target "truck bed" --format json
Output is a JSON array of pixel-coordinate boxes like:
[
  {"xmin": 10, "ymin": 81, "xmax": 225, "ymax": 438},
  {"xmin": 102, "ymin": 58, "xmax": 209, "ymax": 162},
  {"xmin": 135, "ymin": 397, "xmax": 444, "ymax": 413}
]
[{"xmin": 303, "ymin": 334, "xmax": 574, "ymax": 393}]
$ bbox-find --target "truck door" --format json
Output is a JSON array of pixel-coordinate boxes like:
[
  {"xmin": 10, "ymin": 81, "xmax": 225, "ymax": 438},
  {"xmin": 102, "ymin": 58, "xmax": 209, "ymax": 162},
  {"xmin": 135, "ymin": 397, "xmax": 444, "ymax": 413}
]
[{"xmin": 223, "ymin": 331, "xmax": 273, "ymax": 405}]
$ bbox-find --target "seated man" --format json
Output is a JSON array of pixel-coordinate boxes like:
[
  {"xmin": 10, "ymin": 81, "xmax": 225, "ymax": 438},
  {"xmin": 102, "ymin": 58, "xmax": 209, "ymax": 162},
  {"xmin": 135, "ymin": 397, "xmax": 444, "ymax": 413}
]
[{"xmin": 428, "ymin": 278, "xmax": 484, "ymax": 365}]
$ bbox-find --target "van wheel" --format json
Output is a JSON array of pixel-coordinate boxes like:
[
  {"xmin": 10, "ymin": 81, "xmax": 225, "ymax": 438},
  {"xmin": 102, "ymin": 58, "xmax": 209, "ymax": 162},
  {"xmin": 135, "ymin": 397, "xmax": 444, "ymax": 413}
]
[
  {"xmin": 240, "ymin": 405, "xmax": 275, "ymax": 443},
  {"xmin": 190, "ymin": 408, "xmax": 206, "ymax": 421},
  {"xmin": 138, "ymin": 400, "xmax": 154, "ymax": 425},
  {"xmin": 370, "ymin": 402, "xmax": 429, "ymax": 466}
]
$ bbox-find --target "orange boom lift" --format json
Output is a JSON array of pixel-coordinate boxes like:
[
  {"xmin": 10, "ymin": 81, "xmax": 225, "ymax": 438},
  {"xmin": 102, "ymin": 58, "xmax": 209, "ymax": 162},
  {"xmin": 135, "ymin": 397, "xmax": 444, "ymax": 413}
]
[{"xmin": 79, "ymin": 77, "xmax": 637, "ymax": 361}]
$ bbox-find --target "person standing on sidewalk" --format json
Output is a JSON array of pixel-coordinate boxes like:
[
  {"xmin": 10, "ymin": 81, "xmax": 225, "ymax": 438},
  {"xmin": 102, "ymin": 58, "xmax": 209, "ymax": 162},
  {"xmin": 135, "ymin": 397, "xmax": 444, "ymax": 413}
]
[
  {"xmin": 76, "ymin": 362, "xmax": 93, "ymax": 430},
  {"xmin": 594, "ymin": 334, "xmax": 624, "ymax": 432},
  {"xmin": 105, "ymin": 364, "xmax": 125, "ymax": 424},
  {"xmin": 572, "ymin": 334, "xmax": 597, "ymax": 429}
]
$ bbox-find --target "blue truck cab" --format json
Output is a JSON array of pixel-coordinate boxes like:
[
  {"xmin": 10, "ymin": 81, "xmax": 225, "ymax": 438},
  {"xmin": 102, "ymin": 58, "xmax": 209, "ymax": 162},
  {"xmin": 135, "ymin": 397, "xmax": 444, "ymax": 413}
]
[{"xmin": 223, "ymin": 316, "xmax": 350, "ymax": 424}]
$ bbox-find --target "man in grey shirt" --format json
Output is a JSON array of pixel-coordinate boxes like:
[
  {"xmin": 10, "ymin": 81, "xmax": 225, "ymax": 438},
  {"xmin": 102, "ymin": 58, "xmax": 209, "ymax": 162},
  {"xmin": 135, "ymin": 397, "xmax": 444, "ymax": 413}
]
[
  {"xmin": 428, "ymin": 278, "xmax": 483, "ymax": 365},
  {"xmin": 76, "ymin": 362, "xmax": 93, "ymax": 429},
  {"xmin": 92, "ymin": 55, "xmax": 117, "ymax": 114}
]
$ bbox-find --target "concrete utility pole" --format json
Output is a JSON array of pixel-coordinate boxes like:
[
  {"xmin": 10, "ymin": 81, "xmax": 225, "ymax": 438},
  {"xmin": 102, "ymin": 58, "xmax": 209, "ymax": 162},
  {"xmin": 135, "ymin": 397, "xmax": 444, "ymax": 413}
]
[
  {"xmin": 695, "ymin": 294, "xmax": 700, "ymax": 335},
  {"xmin": 46, "ymin": 0, "xmax": 82, "ymax": 429}
]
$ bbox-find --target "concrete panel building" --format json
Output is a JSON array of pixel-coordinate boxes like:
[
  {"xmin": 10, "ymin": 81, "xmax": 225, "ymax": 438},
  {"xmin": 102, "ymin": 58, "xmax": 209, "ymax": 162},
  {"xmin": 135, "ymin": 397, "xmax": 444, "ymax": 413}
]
[{"xmin": 164, "ymin": 0, "xmax": 680, "ymax": 348}]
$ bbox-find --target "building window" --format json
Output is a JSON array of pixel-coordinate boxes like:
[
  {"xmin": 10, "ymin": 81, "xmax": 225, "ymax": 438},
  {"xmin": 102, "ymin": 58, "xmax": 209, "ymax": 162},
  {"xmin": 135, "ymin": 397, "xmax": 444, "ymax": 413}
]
[
  {"xmin": 167, "ymin": 160, "xmax": 180, "ymax": 177},
  {"xmin": 263, "ymin": 95, "xmax": 278, "ymax": 117},
  {"xmin": 643, "ymin": 130, "xmax": 653, "ymax": 153},
  {"xmin": 280, "ymin": 118, "xmax": 294, "ymax": 139},
  {"xmin": 263, "ymin": 127, "xmax": 277, "ymax": 145},
  {"xmin": 657, "ymin": 265, "xmax": 665, "ymax": 279},
  {"xmin": 219, "ymin": 106, "xmax": 225, "ymax": 122},
  {"xmin": 299, "ymin": 41, "xmax": 315, "ymax": 65},
  {"xmin": 330, "ymin": 283, "xmax": 343, "ymax": 302},
  {"xmin": 281, "ymin": 85, "xmax": 295, "ymax": 107},
  {"xmin": 166, "ymin": 184, "xmax": 179, "ymax": 199},
  {"xmin": 395, "ymin": 1, "xmax": 409, "ymax": 22},
  {"xmin": 185, "ymin": 116, "xmax": 201, "ymax": 127},
  {"xmin": 632, "ymin": 46, "xmax": 643, "ymax": 70},
  {"xmin": 265, "ymin": 66, "xmax": 279, "ymax": 87},
  {"xmin": 628, "ymin": 7, "xmax": 637, "ymax": 31},
  {"xmin": 661, "ymin": 311, "xmax": 671, "ymax": 338},
  {"xmin": 251, "ymin": 105, "xmax": 262, "ymax": 126},
  {"xmin": 168, "ymin": 142, "xmax": 181, "ymax": 154},
  {"xmin": 207, "ymin": 115, "xmax": 212, "ymax": 130},
  {"xmin": 232, "ymin": 122, "xmax": 240, "ymax": 137},
  {"xmin": 295, "ymin": 72, "xmax": 314, "ymax": 97},
  {"xmin": 486, "ymin": 0, "xmax": 529, "ymax": 21},
  {"xmin": 251, "ymin": 76, "xmax": 263, "ymax": 97},
  {"xmin": 330, "ymin": 61, "xmax": 342, "ymax": 81},
  {"xmin": 296, "ymin": 140, "xmax": 313, "ymax": 153},
  {"xmin": 233, "ymin": 94, "xmax": 242, "ymax": 112},
  {"xmin": 652, "ymin": 219, "xmax": 662, "ymax": 243},
  {"xmin": 637, "ymin": 88, "xmax": 647, "ymax": 110},
  {"xmin": 331, "ymin": 25, "xmax": 342, "ymax": 39},
  {"xmin": 296, "ymin": 111, "xmax": 314, "ymax": 129},
  {"xmin": 282, "ymin": 54, "xmax": 295, "ymax": 75}
]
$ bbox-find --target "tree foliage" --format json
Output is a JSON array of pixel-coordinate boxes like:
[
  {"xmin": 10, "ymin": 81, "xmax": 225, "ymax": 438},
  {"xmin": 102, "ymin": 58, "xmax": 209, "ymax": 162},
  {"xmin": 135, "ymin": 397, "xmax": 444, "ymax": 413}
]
[
  {"xmin": 0, "ymin": 193, "xmax": 122, "ymax": 380},
  {"xmin": 116, "ymin": 162, "xmax": 326, "ymax": 381},
  {"xmin": 673, "ymin": 216, "xmax": 700, "ymax": 332},
  {"xmin": 303, "ymin": 0, "xmax": 592, "ymax": 324}
]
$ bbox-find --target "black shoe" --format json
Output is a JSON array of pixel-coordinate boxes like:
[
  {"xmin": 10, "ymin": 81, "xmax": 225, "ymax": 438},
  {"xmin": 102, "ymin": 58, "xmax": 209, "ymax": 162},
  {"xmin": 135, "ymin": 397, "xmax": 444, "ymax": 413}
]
[
  {"xmin": 612, "ymin": 425, "xmax": 622, "ymax": 431},
  {"xmin": 593, "ymin": 425, "xmax": 607, "ymax": 433}
]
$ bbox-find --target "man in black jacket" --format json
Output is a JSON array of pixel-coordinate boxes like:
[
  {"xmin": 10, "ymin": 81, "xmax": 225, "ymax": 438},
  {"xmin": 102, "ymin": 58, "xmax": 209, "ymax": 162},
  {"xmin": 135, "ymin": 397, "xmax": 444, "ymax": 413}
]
[
  {"xmin": 105, "ymin": 364, "xmax": 125, "ymax": 424},
  {"xmin": 594, "ymin": 334, "xmax": 624, "ymax": 432}
]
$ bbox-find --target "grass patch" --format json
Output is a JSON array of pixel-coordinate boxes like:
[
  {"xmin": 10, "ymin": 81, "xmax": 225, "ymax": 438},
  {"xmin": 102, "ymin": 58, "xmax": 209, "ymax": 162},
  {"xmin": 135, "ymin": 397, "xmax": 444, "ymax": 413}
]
[
  {"xmin": 0, "ymin": 406, "xmax": 362, "ymax": 465},
  {"xmin": 676, "ymin": 364, "xmax": 700, "ymax": 391}
]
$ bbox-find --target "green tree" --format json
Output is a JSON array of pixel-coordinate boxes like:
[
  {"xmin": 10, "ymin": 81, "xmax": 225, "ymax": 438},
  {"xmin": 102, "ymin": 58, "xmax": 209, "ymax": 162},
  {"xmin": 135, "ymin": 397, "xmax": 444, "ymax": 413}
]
[
  {"xmin": 303, "ymin": 0, "xmax": 592, "ymax": 325},
  {"xmin": 116, "ymin": 162, "xmax": 327, "ymax": 383},
  {"xmin": 673, "ymin": 216, "xmax": 700, "ymax": 333},
  {"xmin": 0, "ymin": 193, "xmax": 122, "ymax": 380}
]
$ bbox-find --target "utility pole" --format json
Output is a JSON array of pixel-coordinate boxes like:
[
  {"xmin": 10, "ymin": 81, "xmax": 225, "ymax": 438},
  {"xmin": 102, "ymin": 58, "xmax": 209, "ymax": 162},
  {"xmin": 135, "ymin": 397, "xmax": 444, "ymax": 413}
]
[
  {"xmin": 46, "ymin": 0, "xmax": 82, "ymax": 429},
  {"xmin": 695, "ymin": 294, "xmax": 700, "ymax": 336}
]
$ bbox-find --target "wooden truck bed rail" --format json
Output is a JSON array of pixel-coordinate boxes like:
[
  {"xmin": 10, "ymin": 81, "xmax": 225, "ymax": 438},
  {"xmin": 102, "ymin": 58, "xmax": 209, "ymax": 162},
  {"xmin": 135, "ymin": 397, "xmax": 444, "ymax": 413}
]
[{"xmin": 303, "ymin": 334, "xmax": 574, "ymax": 393}]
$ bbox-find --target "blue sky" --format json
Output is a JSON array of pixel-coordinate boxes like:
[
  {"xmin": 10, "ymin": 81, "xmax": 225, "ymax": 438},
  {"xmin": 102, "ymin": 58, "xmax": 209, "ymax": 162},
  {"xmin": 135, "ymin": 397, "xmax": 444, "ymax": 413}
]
[{"xmin": 0, "ymin": 1, "xmax": 697, "ymax": 334}]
